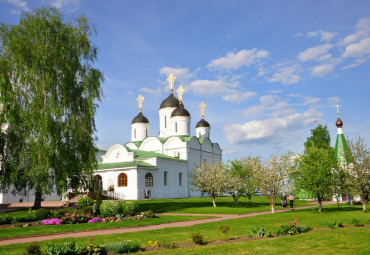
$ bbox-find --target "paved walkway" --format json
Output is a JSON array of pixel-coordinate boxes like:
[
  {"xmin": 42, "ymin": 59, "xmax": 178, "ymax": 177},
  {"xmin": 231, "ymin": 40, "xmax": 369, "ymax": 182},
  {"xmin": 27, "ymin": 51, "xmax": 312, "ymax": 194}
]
[{"xmin": 0, "ymin": 202, "xmax": 337, "ymax": 246}]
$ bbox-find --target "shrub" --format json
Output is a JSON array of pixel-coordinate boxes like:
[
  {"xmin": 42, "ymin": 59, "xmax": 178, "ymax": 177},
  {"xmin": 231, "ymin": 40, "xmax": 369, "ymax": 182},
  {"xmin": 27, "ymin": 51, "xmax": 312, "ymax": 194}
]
[
  {"xmin": 250, "ymin": 225, "xmax": 271, "ymax": 238},
  {"xmin": 162, "ymin": 242, "xmax": 177, "ymax": 249},
  {"xmin": 77, "ymin": 196, "xmax": 95, "ymax": 209},
  {"xmin": 24, "ymin": 243, "xmax": 42, "ymax": 255},
  {"xmin": 94, "ymin": 189, "xmax": 103, "ymax": 216},
  {"xmin": 297, "ymin": 225, "xmax": 312, "ymax": 233},
  {"xmin": 35, "ymin": 208, "xmax": 52, "ymax": 220},
  {"xmin": 79, "ymin": 206, "xmax": 94, "ymax": 215},
  {"xmin": 60, "ymin": 212, "xmax": 93, "ymax": 224},
  {"xmin": 81, "ymin": 243, "xmax": 107, "ymax": 255},
  {"xmin": 219, "ymin": 224, "xmax": 231, "ymax": 239},
  {"xmin": 148, "ymin": 240, "xmax": 161, "ymax": 248},
  {"xmin": 0, "ymin": 214, "xmax": 13, "ymax": 225},
  {"xmin": 192, "ymin": 233, "xmax": 205, "ymax": 245},
  {"xmin": 14, "ymin": 215, "xmax": 36, "ymax": 223},
  {"xmin": 275, "ymin": 217, "xmax": 299, "ymax": 235},
  {"xmin": 88, "ymin": 217, "xmax": 103, "ymax": 223},
  {"xmin": 121, "ymin": 201, "xmax": 139, "ymax": 215},
  {"xmin": 104, "ymin": 241, "xmax": 141, "ymax": 254},
  {"xmin": 352, "ymin": 218, "xmax": 364, "ymax": 227},
  {"xmin": 328, "ymin": 219, "xmax": 343, "ymax": 228},
  {"xmin": 46, "ymin": 241, "xmax": 80, "ymax": 255},
  {"xmin": 99, "ymin": 200, "xmax": 122, "ymax": 217},
  {"xmin": 41, "ymin": 218, "xmax": 62, "ymax": 225},
  {"xmin": 52, "ymin": 208, "xmax": 74, "ymax": 218}
]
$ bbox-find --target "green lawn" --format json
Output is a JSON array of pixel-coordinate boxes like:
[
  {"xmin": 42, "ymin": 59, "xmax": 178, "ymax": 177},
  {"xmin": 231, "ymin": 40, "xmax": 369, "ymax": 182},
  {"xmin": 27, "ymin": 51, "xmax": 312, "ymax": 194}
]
[
  {"xmin": 137, "ymin": 196, "xmax": 312, "ymax": 214},
  {"xmin": 0, "ymin": 204, "xmax": 368, "ymax": 254}
]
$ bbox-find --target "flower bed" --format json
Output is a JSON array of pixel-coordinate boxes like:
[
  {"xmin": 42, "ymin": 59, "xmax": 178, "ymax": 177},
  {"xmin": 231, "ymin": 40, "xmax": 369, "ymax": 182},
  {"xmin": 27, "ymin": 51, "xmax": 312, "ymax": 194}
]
[{"xmin": 41, "ymin": 218, "xmax": 61, "ymax": 225}]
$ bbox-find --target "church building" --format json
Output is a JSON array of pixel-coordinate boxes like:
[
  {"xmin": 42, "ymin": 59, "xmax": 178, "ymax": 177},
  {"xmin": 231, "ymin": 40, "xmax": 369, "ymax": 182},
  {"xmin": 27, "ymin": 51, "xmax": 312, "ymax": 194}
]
[{"xmin": 94, "ymin": 74, "xmax": 222, "ymax": 200}]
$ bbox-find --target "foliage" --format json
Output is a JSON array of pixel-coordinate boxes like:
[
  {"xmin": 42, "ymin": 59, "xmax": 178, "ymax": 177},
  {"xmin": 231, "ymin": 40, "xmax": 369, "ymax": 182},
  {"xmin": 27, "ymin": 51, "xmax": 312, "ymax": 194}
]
[
  {"xmin": 218, "ymin": 224, "xmax": 231, "ymax": 239},
  {"xmin": 161, "ymin": 242, "xmax": 177, "ymax": 249},
  {"xmin": 352, "ymin": 218, "xmax": 364, "ymax": 227},
  {"xmin": 191, "ymin": 233, "xmax": 205, "ymax": 245},
  {"xmin": 78, "ymin": 206, "xmax": 94, "ymax": 215},
  {"xmin": 251, "ymin": 152, "xmax": 293, "ymax": 213},
  {"xmin": 275, "ymin": 217, "xmax": 312, "ymax": 235},
  {"xmin": 148, "ymin": 240, "xmax": 161, "ymax": 248},
  {"xmin": 77, "ymin": 197, "xmax": 95, "ymax": 209},
  {"xmin": 94, "ymin": 189, "xmax": 103, "ymax": 216},
  {"xmin": 346, "ymin": 136, "xmax": 370, "ymax": 212},
  {"xmin": 121, "ymin": 201, "xmax": 139, "ymax": 215},
  {"xmin": 250, "ymin": 225, "xmax": 271, "ymax": 238},
  {"xmin": 35, "ymin": 208, "xmax": 52, "ymax": 220},
  {"xmin": 304, "ymin": 124, "xmax": 331, "ymax": 150},
  {"xmin": 0, "ymin": 7, "xmax": 103, "ymax": 208},
  {"xmin": 107, "ymin": 185, "xmax": 115, "ymax": 192},
  {"xmin": 52, "ymin": 208, "xmax": 74, "ymax": 218},
  {"xmin": 190, "ymin": 161, "xmax": 242, "ymax": 207},
  {"xmin": 99, "ymin": 200, "xmax": 123, "ymax": 217},
  {"xmin": 41, "ymin": 218, "xmax": 62, "ymax": 225},
  {"xmin": 45, "ymin": 241, "xmax": 80, "ymax": 255},
  {"xmin": 328, "ymin": 219, "xmax": 343, "ymax": 228},
  {"xmin": 228, "ymin": 158, "xmax": 256, "ymax": 205},
  {"xmin": 81, "ymin": 243, "xmax": 107, "ymax": 255},
  {"xmin": 60, "ymin": 212, "xmax": 93, "ymax": 224},
  {"xmin": 0, "ymin": 214, "xmax": 13, "ymax": 225},
  {"xmin": 23, "ymin": 243, "xmax": 42, "ymax": 255},
  {"xmin": 104, "ymin": 241, "xmax": 141, "ymax": 254}
]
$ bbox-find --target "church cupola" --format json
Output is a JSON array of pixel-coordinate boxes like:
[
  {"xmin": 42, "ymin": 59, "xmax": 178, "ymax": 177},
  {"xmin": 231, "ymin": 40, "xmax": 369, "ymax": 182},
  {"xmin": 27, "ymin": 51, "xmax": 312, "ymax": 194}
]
[
  {"xmin": 171, "ymin": 86, "xmax": 191, "ymax": 136},
  {"xmin": 196, "ymin": 102, "xmax": 211, "ymax": 138},
  {"xmin": 334, "ymin": 104, "xmax": 351, "ymax": 164},
  {"xmin": 159, "ymin": 74, "xmax": 180, "ymax": 138},
  {"xmin": 131, "ymin": 94, "xmax": 150, "ymax": 142}
]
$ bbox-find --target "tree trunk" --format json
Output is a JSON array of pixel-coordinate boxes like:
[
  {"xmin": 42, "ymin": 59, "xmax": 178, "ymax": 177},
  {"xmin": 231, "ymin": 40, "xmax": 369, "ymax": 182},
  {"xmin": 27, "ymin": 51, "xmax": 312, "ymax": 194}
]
[
  {"xmin": 232, "ymin": 193, "xmax": 238, "ymax": 205},
  {"xmin": 248, "ymin": 194, "xmax": 252, "ymax": 205},
  {"xmin": 33, "ymin": 186, "xmax": 42, "ymax": 209},
  {"xmin": 318, "ymin": 200, "xmax": 322, "ymax": 213},
  {"xmin": 362, "ymin": 200, "xmax": 366, "ymax": 212},
  {"xmin": 212, "ymin": 196, "xmax": 217, "ymax": 207},
  {"xmin": 271, "ymin": 205, "xmax": 275, "ymax": 213},
  {"xmin": 336, "ymin": 196, "xmax": 340, "ymax": 208}
]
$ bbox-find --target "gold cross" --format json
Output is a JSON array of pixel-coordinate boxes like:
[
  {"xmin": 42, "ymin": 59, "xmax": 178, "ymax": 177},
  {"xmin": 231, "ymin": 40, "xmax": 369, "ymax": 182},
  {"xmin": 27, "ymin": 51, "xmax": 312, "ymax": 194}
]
[
  {"xmin": 167, "ymin": 73, "xmax": 176, "ymax": 92},
  {"xmin": 199, "ymin": 102, "xmax": 206, "ymax": 119},
  {"xmin": 334, "ymin": 104, "xmax": 341, "ymax": 116},
  {"xmin": 137, "ymin": 94, "xmax": 144, "ymax": 112},
  {"xmin": 176, "ymin": 86, "xmax": 185, "ymax": 103}
]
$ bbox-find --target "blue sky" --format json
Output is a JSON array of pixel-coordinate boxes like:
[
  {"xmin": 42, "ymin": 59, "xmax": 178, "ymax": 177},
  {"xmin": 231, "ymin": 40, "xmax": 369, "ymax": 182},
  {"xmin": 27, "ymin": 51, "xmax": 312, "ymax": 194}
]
[{"xmin": 1, "ymin": 0, "xmax": 370, "ymax": 160}]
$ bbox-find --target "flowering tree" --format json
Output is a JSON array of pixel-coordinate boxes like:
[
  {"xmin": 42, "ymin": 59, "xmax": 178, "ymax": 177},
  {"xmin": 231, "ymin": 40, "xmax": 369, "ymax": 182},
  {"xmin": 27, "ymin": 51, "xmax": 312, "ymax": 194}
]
[
  {"xmin": 190, "ymin": 162, "xmax": 242, "ymax": 207},
  {"xmin": 252, "ymin": 152, "xmax": 293, "ymax": 213}
]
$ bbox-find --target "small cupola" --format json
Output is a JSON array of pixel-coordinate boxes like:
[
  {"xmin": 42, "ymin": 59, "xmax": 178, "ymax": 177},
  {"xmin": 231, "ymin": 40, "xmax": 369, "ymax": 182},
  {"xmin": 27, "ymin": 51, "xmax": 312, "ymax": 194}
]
[
  {"xmin": 335, "ymin": 104, "xmax": 343, "ymax": 135},
  {"xmin": 170, "ymin": 86, "xmax": 191, "ymax": 136},
  {"xmin": 196, "ymin": 102, "xmax": 211, "ymax": 138},
  {"xmin": 131, "ymin": 94, "xmax": 150, "ymax": 142}
]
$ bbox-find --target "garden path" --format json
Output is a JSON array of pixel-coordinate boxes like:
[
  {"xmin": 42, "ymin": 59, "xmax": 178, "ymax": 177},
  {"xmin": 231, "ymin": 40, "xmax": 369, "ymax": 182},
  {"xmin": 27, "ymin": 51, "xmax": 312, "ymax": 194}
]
[{"xmin": 0, "ymin": 201, "xmax": 337, "ymax": 246}]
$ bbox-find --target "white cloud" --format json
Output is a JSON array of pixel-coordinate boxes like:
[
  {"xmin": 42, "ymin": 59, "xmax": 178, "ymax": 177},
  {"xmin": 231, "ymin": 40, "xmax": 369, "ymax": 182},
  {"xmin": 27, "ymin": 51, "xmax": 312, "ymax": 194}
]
[
  {"xmin": 342, "ymin": 58, "xmax": 366, "ymax": 70},
  {"xmin": 159, "ymin": 66, "xmax": 194, "ymax": 81},
  {"xmin": 222, "ymin": 91, "xmax": 257, "ymax": 103},
  {"xmin": 243, "ymin": 105, "xmax": 265, "ymax": 118},
  {"xmin": 327, "ymin": 97, "xmax": 341, "ymax": 106},
  {"xmin": 187, "ymin": 79, "xmax": 238, "ymax": 96},
  {"xmin": 319, "ymin": 54, "xmax": 332, "ymax": 61},
  {"xmin": 50, "ymin": 0, "xmax": 80, "ymax": 9},
  {"xmin": 303, "ymin": 96, "xmax": 321, "ymax": 105},
  {"xmin": 207, "ymin": 49, "xmax": 269, "ymax": 70},
  {"xmin": 307, "ymin": 30, "xmax": 336, "ymax": 42},
  {"xmin": 311, "ymin": 64, "xmax": 334, "ymax": 77},
  {"xmin": 225, "ymin": 109, "xmax": 322, "ymax": 144},
  {"xmin": 260, "ymin": 95, "xmax": 277, "ymax": 105},
  {"xmin": 341, "ymin": 37, "xmax": 370, "ymax": 58},
  {"xmin": 3, "ymin": 0, "xmax": 28, "ymax": 11},
  {"xmin": 341, "ymin": 17, "xmax": 370, "ymax": 45},
  {"xmin": 139, "ymin": 87, "xmax": 163, "ymax": 96},
  {"xmin": 269, "ymin": 64, "xmax": 301, "ymax": 85},
  {"xmin": 298, "ymin": 44, "xmax": 334, "ymax": 62}
]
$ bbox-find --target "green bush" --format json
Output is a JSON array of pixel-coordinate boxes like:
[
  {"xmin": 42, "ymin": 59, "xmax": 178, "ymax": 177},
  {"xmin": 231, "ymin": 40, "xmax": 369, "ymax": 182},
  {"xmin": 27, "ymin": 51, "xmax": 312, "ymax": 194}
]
[
  {"xmin": 99, "ymin": 200, "xmax": 122, "ymax": 217},
  {"xmin": 352, "ymin": 218, "xmax": 364, "ymax": 227},
  {"xmin": 328, "ymin": 219, "xmax": 343, "ymax": 229},
  {"xmin": 14, "ymin": 215, "xmax": 36, "ymax": 223},
  {"xmin": 81, "ymin": 243, "xmax": 107, "ymax": 255},
  {"xmin": 103, "ymin": 241, "xmax": 141, "ymax": 254},
  {"xmin": 35, "ymin": 208, "xmax": 52, "ymax": 220},
  {"xmin": 250, "ymin": 225, "xmax": 271, "ymax": 238},
  {"xmin": 297, "ymin": 225, "xmax": 312, "ymax": 233},
  {"xmin": 121, "ymin": 201, "xmax": 139, "ymax": 215},
  {"xmin": 46, "ymin": 241, "xmax": 80, "ymax": 255},
  {"xmin": 77, "ymin": 197, "xmax": 95, "ymax": 209},
  {"xmin": 78, "ymin": 206, "xmax": 94, "ymax": 215},
  {"xmin": 94, "ymin": 189, "xmax": 103, "ymax": 216},
  {"xmin": 191, "ymin": 233, "xmax": 205, "ymax": 245},
  {"xmin": 52, "ymin": 208, "xmax": 74, "ymax": 218},
  {"xmin": 24, "ymin": 243, "xmax": 42, "ymax": 255},
  {"xmin": 0, "ymin": 214, "xmax": 13, "ymax": 225}
]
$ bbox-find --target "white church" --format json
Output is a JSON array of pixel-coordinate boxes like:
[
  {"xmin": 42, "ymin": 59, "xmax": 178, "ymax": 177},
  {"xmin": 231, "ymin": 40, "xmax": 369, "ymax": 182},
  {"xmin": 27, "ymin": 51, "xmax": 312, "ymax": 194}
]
[{"xmin": 94, "ymin": 74, "xmax": 222, "ymax": 200}]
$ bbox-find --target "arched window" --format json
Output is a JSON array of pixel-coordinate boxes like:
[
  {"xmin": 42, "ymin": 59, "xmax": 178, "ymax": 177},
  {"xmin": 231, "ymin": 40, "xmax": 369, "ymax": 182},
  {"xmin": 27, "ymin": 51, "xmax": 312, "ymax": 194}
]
[
  {"xmin": 145, "ymin": 173, "xmax": 153, "ymax": 187},
  {"xmin": 134, "ymin": 128, "xmax": 136, "ymax": 138},
  {"xmin": 118, "ymin": 173, "xmax": 128, "ymax": 187},
  {"xmin": 164, "ymin": 171, "xmax": 167, "ymax": 186},
  {"xmin": 94, "ymin": 175, "xmax": 102, "ymax": 191},
  {"xmin": 179, "ymin": 172, "xmax": 182, "ymax": 186},
  {"xmin": 175, "ymin": 122, "xmax": 178, "ymax": 133},
  {"xmin": 164, "ymin": 115, "xmax": 167, "ymax": 128}
]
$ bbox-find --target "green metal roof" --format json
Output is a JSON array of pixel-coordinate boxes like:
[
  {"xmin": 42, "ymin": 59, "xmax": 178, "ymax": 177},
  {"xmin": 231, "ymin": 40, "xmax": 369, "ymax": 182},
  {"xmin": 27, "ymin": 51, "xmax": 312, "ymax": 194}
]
[
  {"xmin": 334, "ymin": 134, "xmax": 351, "ymax": 164},
  {"xmin": 198, "ymin": 138, "xmax": 205, "ymax": 144},
  {"xmin": 128, "ymin": 141, "xmax": 143, "ymax": 148},
  {"xmin": 96, "ymin": 161, "xmax": 155, "ymax": 170},
  {"xmin": 178, "ymin": 135, "xmax": 193, "ymax": 142},
  {"xmin": 132, "ymin": 149, "xmax": 185, "ymax": 161}
]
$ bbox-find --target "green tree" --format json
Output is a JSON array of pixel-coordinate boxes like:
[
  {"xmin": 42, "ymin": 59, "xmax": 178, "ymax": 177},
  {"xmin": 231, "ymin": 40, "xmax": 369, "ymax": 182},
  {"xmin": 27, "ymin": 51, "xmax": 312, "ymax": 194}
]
[
  {"xmin": 228, "ymin": 158, "xmax": 256, "ymax": 205},
  {"xmin": 304, "ymin": 124, "xmax": 331, "ymax": 149},
  {"xmin": 0, "ymin": 8, "xmax": 103, "ymax": 208}
]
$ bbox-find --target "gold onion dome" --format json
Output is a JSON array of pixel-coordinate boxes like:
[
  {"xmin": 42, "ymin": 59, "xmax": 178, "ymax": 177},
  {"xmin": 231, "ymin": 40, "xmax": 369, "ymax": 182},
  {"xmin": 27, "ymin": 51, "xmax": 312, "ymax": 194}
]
[{"xmin": 336, "ymin": 116, "xmax": 343, "ymax": 128}]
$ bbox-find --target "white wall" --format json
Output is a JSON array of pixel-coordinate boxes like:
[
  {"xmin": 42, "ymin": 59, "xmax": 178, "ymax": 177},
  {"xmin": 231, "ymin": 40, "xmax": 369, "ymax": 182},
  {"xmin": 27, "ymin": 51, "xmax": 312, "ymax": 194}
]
[
  {"xmin": 131, "ymin": 123, "xmax": 150, "ymax": 142},
  {"xmin": 159, "ymin": 107, "xmax": 176, "ymax": 138},
  {"xmin": 0, "ymin": 185, "xmax": 61, "ymax": 204}
]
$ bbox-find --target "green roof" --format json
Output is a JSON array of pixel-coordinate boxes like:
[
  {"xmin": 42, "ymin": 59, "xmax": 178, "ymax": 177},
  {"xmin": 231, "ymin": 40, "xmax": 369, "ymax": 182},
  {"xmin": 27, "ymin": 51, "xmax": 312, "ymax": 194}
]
[
  {"xmin": 198, "ymin": 138, "xmax": 205, "ymax": 144},
  {"xmin": 123, "ymin": 145, "xmax": 132, "ymax": 152},
  {"xmin": 96, "ymin": 161, "xmax": 155, "ymax": 170},
  {"xmin": 334, "ymin": 134, "xmax": 351, "ymax": 164},
  {"xmin": 178, "ymin": 135, "xmax": 193, "ymax": 142},
  {"xmin": 132, "ymin": 149, "xmax": 185, "ymax": 161},
  {"xmin": 128, "ymin": 141, "xmax": 143, "ymax": 148}
]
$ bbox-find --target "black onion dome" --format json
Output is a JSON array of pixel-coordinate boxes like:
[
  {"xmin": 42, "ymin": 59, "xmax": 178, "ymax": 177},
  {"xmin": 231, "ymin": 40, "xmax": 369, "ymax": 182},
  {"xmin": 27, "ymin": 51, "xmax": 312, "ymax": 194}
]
[
  {"xmin": 131, "ymin": 112, "xmax": 149, "ymax": 124},
  {"xmin": 171, "ymin": 103, "xmax": 190, "ymax": 117},
  {"xmin": 196, "ymin": 119, "xmax": 210, "ymax": 128},
  {"xmin": 160, "ymin": 93, "xmax": 180, "ymax": 109}
]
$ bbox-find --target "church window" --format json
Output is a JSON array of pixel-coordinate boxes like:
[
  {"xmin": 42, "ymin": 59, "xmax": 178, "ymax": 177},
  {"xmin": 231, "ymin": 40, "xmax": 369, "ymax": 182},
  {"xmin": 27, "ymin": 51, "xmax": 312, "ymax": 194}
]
[
  {"xmin": 118, "ymin": 173, "xmax": 128, "ymax": 187},
  {"xmin": 145, "ymin": 173, "xmax": 153, "ymax": 187},
  {"xmin": 179, "ymin": 172, "xmax": 182, "ymax": 186},
  {"xmin": 134, "ymin": 128, "xmax": 136, "ymax": 139},
  {"xmin": 164, "ymin": 171, "xmax": 167, "ymax": 185},
  {"xmin": 165, "ymin": 116, "xmax": 167, "ymax": 128},
  {"xmin": 146, "ymin": 128, "xmax": 148, "ymax": 137},
  {"xmin": 175, "ymin": 122, "xmax": 178, "ymax": 133}
]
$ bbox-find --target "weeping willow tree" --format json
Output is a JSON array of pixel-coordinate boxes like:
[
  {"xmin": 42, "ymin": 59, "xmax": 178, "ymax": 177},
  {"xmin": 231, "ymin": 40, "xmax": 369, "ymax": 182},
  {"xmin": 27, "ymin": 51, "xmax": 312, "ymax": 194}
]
[{"xmin": 0, "ymin": 7, "xmax": 103, "ymax": 208}]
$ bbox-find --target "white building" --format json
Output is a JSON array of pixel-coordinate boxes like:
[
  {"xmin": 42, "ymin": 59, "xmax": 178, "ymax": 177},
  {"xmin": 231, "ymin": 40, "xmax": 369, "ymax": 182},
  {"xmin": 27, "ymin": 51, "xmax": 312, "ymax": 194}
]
[{"xmin": 94, "ymin": 74, "xmax": 222, "ymax": 200}]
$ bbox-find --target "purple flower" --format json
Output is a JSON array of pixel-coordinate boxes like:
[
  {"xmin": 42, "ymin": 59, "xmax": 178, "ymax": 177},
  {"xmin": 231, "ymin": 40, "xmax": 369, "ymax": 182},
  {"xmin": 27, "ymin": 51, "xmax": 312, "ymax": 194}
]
[
  {"xmin": 88, "ymin": 217, "xmax": 102, "ymax": 223},
  {"xmin": 41, "ymin": 218, "xmax": 62, "ymax": 225}
]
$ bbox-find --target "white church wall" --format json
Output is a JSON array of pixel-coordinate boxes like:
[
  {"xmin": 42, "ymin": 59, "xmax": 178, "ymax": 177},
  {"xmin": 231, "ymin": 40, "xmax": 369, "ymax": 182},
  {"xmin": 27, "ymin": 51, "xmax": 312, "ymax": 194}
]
[
  {"xmin": 170, "ymin": 116, "xmax": 190, "ymax": 136},
  {"xmin": 125, "ymin": 143, "xmax": 138, "ymax": 150},
  {"xmin": 159, "ymin": 108, "xmax": 176, "ymax": 138},
  {"xmin": 131, "ymin": 123, "xmax": 150, "ymax": 142},
  {"xmin": 102, "ymin": 144, "xmax": 134, "ymax": 163},
  {"xmin": 139, "ymin": 137, "xmax": 163, "ymax": 153},
  {"xmin": 0, "ymin": 185, "xmax": 61, "ymax": 204},
  {"xmin": 163, "ymin": 137, "xmax": 187, "ymax": 160}
]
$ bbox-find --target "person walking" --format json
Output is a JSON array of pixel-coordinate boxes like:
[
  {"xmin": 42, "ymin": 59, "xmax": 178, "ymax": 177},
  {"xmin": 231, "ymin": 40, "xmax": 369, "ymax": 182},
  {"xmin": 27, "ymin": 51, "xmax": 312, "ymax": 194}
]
[
  {"xmin": 288, "ymin": 193, "xmax": 294, "ymax": 210},
  {"xmin": 281, "ymin": 193, "xmax": 287, "ymax": 209}
]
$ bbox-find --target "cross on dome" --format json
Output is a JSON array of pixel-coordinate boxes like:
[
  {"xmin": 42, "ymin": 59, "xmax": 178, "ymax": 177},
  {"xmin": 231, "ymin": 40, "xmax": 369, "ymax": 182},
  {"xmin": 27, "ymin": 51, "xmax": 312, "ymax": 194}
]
[
  {"xmin": 176, "ymin": 86, "xmax": 185, "ymax": 103},
  {"xmin": 199, "ymin": 102, "xmax": 206, "ymax": 119},
  {"xmin": 167, "ymin": 73, "xmax": 176, "ymax": 93},
  {"xmin": 334, "ymin": 104, "xmax": 341, "ymax": 116},
  {"xmin": 137, "ymin": 94, "xmax": 144, "ymax": 112}
]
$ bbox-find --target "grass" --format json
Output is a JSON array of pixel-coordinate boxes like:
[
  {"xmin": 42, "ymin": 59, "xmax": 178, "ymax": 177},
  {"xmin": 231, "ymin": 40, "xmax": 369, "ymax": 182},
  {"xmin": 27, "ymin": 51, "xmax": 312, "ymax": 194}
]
[
  {"xmin": 0, "ymin": 215, "xmax": 211, "ymax": 240},
  {"xmin": 137, "ymin": 196, "xmax": 311, "ymax": 214},
  {"xmin": 0, "ymin": 204, "xmax": 368, "ymax": 254}
]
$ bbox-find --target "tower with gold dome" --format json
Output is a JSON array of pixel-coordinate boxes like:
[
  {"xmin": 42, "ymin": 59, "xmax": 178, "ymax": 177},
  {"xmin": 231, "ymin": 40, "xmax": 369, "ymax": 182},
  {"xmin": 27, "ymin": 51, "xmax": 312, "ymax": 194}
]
[
  {"xmin": 94, "ymin": 74, "xmax": 222, "ymax": 200},
  {"xmin": 334, "ymin": 105, "xmax": 351, "ymax": 164}
]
